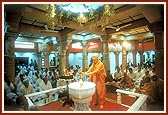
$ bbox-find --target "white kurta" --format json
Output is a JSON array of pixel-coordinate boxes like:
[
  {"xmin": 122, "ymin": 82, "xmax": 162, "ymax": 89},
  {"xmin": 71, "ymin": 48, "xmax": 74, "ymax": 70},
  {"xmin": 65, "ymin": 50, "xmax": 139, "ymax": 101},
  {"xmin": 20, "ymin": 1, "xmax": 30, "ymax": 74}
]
[
  {"xmin": 39, "ymin": 81, "xmax": 52, "ymax": 91},
  {"xmin": 20, "ymin": 84, "xmax": 34, "ymax": 95},
  {"xmin": 39, "ymin": 81, "xmax": 53, "ymax": 99}
]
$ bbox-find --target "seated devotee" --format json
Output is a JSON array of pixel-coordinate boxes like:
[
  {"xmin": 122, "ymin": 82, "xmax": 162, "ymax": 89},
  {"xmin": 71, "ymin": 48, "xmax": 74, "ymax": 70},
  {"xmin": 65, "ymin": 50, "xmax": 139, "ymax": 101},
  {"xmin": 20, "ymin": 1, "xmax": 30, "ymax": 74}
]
[
  {"xmin": 124, "ymin": 66, "xmax": 130, "ymax": 73},
  {"xmin": 16, "ymin": 74, "xmax": 25, "ymax": 96},
  {"xmin": 113, "ymin": 67, "xmax": 123, "ymax": 82},
  {"xmin": 149, "ymin": 67, "xmax": 156, "ymax": 77},
  {"xmin": 4, "ymin": 91, "xmax": 15, "ymax": 105},
  {"xmin": 39, "ymin": 77, "xmax": 53, "ymax": 101},
  {"xmin": 50, "ymin": 76, "xmax": 57, "ymax": 88},
  {"xmin": 134, "ymin": 66, "xmax": 144, "ymax": 87},
  {"xmin": 20, "ymin": 79, "xmax": 35, "ymax": 95},
  {"xmin": 151, "ymin": 75, "xmax": 164, "ymax": 102},
  {"xmin": 43, "ymin": 68, "xmax": 50, "ymax": 78},
  {"xmin": 46, "ymin": 71, "xmax": 53, "ymax": 80},
  {"xmin": 39, "ymin": 67, "xmax": 44, "ymax": 75},
  {"xmin": 31, "ymin": 71, "xmax": 39, "ymax": 89},
  {"xmin": 105, "ymin": 70, "xmax": 114, "ymax": 92},
  {"xmin": 19, "ymin": 64, "xmax": 27, "ymax": 75},
  {"xmin": 15, "ymin": 72, "xmax": 21, "ymax": 85},
  {"xmin": 139, "ymin": 70, "xmax": 151, "ymax": 89},
  {"xmin": 39, "ymin": 77, "xmax": 52, "ymax": 91},
  {"xmin": 135, "ymin": 66, "xmax": 143, "ymax": 80},
  {"xmin": 19, "ymin": 95, "xmax": 40, "ymax": 111},
  {"xmin": 24, "ymin": 71, "xmax": 33, "ymax": 84},
  {"xmin": 135, "ymin": 76, "xmax": 155, "ymax": 104},
  {"xmin": 4, "ymin": 75, "xmax": 17, "ymax": 101},
  {"xmin": 127, "ymin": 68, "xmax": 137, "ymax": 82},
  {"xmin": 118, "ymin": 72, "xmax": 135, "ymax": 89},
  {"xmin": 35, "ymin": 74, "xmax": 44, "ymax": 91},
  {"xmin": 141, "ymin": 64, "xmax": 148, "ymax": 75},
  {"xmin": 15, "ymin": 95, "xmax": 29, "ymax": 111}
]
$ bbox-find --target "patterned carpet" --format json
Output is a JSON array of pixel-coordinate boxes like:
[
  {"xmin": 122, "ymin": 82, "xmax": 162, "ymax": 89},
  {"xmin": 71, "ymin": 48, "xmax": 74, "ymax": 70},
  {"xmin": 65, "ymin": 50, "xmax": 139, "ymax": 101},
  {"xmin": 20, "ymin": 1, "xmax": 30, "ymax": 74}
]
[
  {"xmin": 39, "ymin": 92, "xmax": 137, "ymax": 111},
  {"xmin": 4, "ymin": 92, "xmax": 164, "ymax": 112}
]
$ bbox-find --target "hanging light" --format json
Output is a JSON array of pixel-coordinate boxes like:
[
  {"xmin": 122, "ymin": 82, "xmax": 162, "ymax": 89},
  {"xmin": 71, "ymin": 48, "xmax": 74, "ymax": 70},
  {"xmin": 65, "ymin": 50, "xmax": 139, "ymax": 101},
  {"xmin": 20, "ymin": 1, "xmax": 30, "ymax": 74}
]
[{"xmin": 77, "ymin": 12, "xmax": 88, "ymax": 24}]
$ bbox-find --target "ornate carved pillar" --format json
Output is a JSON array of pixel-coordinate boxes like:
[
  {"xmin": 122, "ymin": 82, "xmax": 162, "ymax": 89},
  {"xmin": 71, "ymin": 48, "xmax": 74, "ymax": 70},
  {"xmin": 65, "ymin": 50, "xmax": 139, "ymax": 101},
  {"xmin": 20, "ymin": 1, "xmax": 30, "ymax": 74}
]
[
  {"xmin": 114, "ymin": 51, "xmax": 119, "ymax": 69},
  {"xmin": 138, "ymin": 51, "xmax": 144, "ymax": 65},
  {"xmin": 58, "ymin": 41, "xmax": 66, "ymax": 75},
  {"xmin": 43, "ymin": 51, "xmax": 50, "ymax": 69},
  {"xmin": 59, "ymin": 52, "xmax": 67, "ymax": 75},
  {"xmin": 132, "ymin": 51, "xmax": 136, "ymax": 66},
  {"xmin": 36, "ymin": 52, "xmax": 42, "ymax": 70},
  {"xmin": 132, "ymin": 41, "xmax": 138, "ymax": 67},
  {"xmin": 58, "ymin": 34, "xmax": 72, "ymax": 75},
  {"xmin": 100, "ymin": 35, "xmax": 110, "ymax": 71},
  {"xmin": 121, "ymin": 41, "xmax": 127, "ymax": 71},
  {"xmin": 82, "ymin": 40, "xmax": 88, "ymax": 71},
  {"xmin": 4, "ymin": 35, "xmax": 17, "ymax": 83},
  {"xmin": 153, "ymin": 31, "xmax": 164, "ymax": 79}
]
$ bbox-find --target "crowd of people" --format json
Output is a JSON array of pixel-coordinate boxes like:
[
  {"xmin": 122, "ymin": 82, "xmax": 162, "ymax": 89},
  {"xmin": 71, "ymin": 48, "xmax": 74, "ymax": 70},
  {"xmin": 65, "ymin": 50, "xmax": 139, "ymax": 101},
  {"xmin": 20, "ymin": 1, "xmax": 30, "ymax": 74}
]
[
  {"xmin": 4, "ymin": 62, "xmax": 84, "ymax": 110},
  {"xmin": 105, "ymin": 64, "xmax": 164, "ymax": 104},
  {"xmin": 4, "ymin": 58, "xmax": 164, "ymax": 111}
]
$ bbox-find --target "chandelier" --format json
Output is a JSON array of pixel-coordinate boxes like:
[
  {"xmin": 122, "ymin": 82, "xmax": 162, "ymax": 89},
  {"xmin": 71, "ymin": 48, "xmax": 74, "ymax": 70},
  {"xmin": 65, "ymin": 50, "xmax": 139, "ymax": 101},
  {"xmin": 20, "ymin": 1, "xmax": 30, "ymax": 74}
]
[{"xmin": 46, "ymin": 4, "xmax": 116, "ymax": 31}]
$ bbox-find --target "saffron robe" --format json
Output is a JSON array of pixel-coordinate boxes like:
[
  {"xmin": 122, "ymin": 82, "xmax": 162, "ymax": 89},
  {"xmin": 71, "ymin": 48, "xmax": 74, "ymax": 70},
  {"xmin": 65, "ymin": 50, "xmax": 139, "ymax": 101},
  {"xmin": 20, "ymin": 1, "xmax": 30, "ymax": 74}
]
[{"xmin": 87, "ymin": 60, "xmax": 107, "ymax": 105}]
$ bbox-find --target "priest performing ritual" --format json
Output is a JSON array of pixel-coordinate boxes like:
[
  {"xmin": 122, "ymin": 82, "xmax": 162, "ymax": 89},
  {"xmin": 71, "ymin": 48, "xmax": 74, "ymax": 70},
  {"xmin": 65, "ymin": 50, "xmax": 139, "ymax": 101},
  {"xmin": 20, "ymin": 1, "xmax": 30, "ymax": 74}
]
[{"xmin": 82, "ymin": 55, "xmax": 107, "ymax": 109}]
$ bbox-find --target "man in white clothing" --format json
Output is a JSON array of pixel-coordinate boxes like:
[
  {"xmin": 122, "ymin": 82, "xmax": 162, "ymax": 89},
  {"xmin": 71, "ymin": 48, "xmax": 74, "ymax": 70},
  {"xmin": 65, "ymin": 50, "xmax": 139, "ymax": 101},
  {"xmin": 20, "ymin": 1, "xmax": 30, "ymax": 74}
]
[
  {"xmin": 39, "ymin": 77, "xmax": 52, "ymax": 91},
  {"xmin": 39, "ymin": 77, "xmax": 53, "ymax": 99},
  {"xmin": 127, "ymin": 68, "xmax": 137, "ymax": 81},
  {"xmin": 135, "ymin": 66, "xmax": 143, "ymax": 79},
  {"xmin": 114, "ymin": 67, "xmax": 123, "ymax": 82},
  {"xmin": 21, "ymin": 80, "xmax": 34, "ymax": 95},
  {"xmin": 35, "ymin": 74, "xmax": 44, "ymax": 91},
  {"xmin": 16, "ymin": 74, "xmax": 25, "ymax": 96}
]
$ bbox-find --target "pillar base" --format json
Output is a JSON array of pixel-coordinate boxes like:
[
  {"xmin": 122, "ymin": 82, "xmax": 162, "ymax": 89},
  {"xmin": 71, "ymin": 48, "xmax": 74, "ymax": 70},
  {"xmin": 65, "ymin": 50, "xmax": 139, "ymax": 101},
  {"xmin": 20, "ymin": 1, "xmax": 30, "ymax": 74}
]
[{"xmin": 72, "ymin": 97, "xmax": 92, "ymax": 111}]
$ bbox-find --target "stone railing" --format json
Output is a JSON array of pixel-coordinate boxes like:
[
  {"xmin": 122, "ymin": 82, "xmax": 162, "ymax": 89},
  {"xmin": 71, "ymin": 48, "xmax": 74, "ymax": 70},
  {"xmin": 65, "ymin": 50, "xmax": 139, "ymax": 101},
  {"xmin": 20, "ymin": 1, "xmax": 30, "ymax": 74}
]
[
  {"xmin": 25, "ymin": 86, "xmax": 147, "ymax": 111},
  {"xmin": 116, "ymin": 89, "xmax": 148, "ymax": 111},
  {"xmin": 25, "ymin": 86, "xmax": 66, "ymax": 107}
]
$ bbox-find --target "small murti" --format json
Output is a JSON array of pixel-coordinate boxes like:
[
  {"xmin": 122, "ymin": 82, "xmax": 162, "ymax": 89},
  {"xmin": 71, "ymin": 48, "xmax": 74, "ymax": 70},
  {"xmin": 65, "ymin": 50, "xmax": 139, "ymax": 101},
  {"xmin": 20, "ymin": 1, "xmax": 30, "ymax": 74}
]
[{"xmin": 68, "ymin": 81, "xmax": 96, "ymax": 111}]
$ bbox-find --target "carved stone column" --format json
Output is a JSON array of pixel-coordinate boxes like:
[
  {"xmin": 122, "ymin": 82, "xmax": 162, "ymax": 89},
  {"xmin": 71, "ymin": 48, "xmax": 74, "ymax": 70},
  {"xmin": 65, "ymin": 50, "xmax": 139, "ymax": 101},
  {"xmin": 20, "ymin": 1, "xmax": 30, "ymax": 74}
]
[
  {"xmin": 121, "ymin": 41, "xmax": 127, "ymax": 71},
  {"xmin": 58, "ymin": 41, "xmax": 66, "ymax": 75},
  {"xmin": 153, "ymin": 31, "xmax": 164, "ymax": 79},
  {"xmin": 43, "ymin": 51, "xmax": 50, "ymax": 69},
  {"xmin": 114, "ymin": 51, "xmax": 120, "ymax": 69},
  {"xmin": 138, "ymin": 51, "xmax": 144, "ymax": 65},
  {"xmin": 36, "ymin": 52, "xmax": 42, "ymax": 70},
  {"xmin": 100, "ymin": 36, "xmax": 110, "ymax": 71},
  {"xmin": 4, "ymin": 35, "xmax": 17, "ymax": 83},
  {"xmin": 59, "ymin": 52, "xmax": 67, "ymax": 75},
  {"xmin": 82, "ymin": 40, "xmax": 88, "ymax": 71},
  {"xmin": 132, "ymin": 51, "xmax": 137, "ymax": 67},
  {"xmin": 132, "ymin": 41, "xmax": 138, "ymax": 67},
  {"xmin": 57, "ymin": 34, "xmax": 72, "ymax": 75}
]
